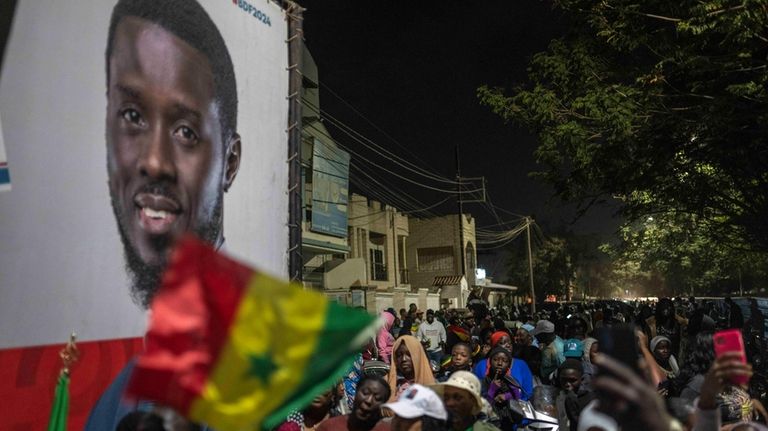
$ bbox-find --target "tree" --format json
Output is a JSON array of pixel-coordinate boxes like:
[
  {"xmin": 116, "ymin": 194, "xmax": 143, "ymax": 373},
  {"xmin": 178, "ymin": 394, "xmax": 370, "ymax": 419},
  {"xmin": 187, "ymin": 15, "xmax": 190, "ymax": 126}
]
[
  {"xmin": 602, "ymin": 210, "xmax": 768, "ymax": 296},
  {"xmin": 479, "ymin": 0, "xmax": 768, "ymax": 252}
]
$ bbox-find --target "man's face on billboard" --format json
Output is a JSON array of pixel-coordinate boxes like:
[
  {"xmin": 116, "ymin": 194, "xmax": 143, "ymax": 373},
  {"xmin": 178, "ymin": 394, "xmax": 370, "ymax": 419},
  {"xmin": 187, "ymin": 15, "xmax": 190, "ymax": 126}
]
[{"xmin": 106, "ymin": 17, "xmax": 235, "ymax": 306}]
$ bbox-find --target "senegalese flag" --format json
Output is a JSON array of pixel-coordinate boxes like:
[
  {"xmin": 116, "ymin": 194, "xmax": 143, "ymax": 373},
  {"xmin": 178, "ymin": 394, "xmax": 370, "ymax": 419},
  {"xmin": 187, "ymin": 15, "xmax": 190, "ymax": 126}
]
[{"xmin": 125, "ymin": 236, "xmax": 379, "ymax": 431}]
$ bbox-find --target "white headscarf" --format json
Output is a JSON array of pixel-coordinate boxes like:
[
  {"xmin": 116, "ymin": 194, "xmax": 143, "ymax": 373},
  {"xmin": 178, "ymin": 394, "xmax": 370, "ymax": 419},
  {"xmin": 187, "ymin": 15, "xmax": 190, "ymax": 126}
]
[{"xmin": 650, "ymin": 335, "xmax": 679, "ymax": 375}]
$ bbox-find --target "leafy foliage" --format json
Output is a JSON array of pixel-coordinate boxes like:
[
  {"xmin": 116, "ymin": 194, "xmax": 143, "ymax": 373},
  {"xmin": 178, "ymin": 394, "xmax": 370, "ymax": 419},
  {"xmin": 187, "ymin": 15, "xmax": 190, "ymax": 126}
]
[{"xmin": 479, "ymin": 0, "xmax": 768, "ymax": 253}]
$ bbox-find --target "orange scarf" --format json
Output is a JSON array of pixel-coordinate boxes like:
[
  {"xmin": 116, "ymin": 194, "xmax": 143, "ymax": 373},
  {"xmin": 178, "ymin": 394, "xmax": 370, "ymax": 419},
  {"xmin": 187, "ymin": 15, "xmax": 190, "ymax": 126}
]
[{"xmin": 386, "ymin": 335, "xmax": 436, "ymax": 401}]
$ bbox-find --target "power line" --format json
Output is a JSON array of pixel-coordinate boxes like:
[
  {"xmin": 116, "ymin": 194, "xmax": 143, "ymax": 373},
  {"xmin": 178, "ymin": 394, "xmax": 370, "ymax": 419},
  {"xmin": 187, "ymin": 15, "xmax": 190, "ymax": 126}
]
[
  {"xmin": 316, "ymin": 80, "xmax": 448, "ymax": 179},
  {"xmin": 304, "ymin": 121, "xmax": 484, "ymax": 195},
  {"xmin": 303, "ymin": 98, "xmax": 473, "ymax": 187}
]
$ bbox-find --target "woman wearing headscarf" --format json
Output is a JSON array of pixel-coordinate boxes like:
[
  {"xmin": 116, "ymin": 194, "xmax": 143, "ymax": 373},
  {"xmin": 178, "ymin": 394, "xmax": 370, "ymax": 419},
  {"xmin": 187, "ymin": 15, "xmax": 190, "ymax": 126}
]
[
  {"xmin": 650, "ymin": 335, "xmax": 679, "ymax": 380},
  {"xmin": 377, "ymin": 311, "xmax": 396, "ymax": 364},
  {"xmin": 481, "ymin": 346, "xmax": 520, "ymax": 429},
  {"xmin": 386, "ymin": 335, "xmax": 436, "ymax": 402},
  {"xmin": 645, "ymin": 298, "xmax": 688, "ymax": 359},
  {"xmin": 473, "ymin": 330, "xmax": 533, "ymax": 400}
]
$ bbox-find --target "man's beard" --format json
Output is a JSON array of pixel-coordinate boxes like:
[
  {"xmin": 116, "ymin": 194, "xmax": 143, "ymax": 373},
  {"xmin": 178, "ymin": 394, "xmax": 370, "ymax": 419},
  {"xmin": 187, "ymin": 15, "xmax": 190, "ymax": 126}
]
[{"xmin": 110, "ymin": 187, "xmax": 223, "ymax": 309}]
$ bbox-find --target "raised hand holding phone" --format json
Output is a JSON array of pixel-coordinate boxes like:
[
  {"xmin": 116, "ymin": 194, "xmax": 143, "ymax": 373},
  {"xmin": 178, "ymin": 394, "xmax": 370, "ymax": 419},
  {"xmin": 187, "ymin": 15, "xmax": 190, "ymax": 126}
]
[{"xmin": 712, "ymin": 329, "xmax": 749, "ymax": 386}]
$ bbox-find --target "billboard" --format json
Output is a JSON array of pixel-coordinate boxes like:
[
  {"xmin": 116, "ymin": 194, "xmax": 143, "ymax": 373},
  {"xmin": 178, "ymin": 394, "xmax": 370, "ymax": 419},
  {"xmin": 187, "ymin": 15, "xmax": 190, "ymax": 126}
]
[
  {"xmin": 0, "ymin": 0, "xmax": 290, "ymax": 428},
  {"xmin": 311, "ymin": 138, "xmax": 350, "ymax": 237}
]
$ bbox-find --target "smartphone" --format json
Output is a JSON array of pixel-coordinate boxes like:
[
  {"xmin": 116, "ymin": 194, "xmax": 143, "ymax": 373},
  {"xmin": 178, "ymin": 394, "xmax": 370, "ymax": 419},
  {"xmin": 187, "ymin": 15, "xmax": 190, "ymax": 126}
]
[
  {"xmin": 596, "ymin": 324, "xmax": 641, "ymax": 376},
  {"xmin": 713, "ymin": 329, "xmax": 748, "ymax": 385},
  {"xmin": 594, "ymin": 324, "xmax": 641, "ymax": 419}
]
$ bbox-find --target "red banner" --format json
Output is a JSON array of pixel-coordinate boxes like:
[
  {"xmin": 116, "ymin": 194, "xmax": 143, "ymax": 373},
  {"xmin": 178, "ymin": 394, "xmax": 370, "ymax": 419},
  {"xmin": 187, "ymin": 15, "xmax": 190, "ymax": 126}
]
[{"xmin": 0, "ymin": 337, "xmax": 143, "ymax": 431}]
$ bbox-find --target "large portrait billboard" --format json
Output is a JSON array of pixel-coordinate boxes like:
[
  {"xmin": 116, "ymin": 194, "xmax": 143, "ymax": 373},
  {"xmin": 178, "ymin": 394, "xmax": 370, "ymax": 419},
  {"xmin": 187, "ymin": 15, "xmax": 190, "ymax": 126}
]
[{"xmin": 0, "ymin": 0, "xmax": 290, "ymax": 428}]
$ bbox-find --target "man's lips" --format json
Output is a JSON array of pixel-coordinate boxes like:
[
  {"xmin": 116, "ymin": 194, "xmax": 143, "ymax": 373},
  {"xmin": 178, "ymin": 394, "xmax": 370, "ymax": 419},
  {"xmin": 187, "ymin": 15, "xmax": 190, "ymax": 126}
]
[{"xmin": 134, "ymin": 193, "xmax": 181, "ymax": 235}]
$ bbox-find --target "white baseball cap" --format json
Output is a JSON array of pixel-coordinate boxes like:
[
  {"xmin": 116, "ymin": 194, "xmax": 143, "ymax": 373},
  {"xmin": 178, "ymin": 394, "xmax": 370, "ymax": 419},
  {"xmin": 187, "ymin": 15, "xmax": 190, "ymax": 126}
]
[{"xmin": 382, "ymin": 384, "xmax": 448, "ymax": 420}]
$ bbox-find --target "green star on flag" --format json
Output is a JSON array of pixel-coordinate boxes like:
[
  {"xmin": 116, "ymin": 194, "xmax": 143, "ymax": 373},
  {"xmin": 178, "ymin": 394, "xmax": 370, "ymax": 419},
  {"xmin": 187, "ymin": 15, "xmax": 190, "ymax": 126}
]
[{"xmin": 247, "ymin": 352, "xmax": 277, "ymax": 384}]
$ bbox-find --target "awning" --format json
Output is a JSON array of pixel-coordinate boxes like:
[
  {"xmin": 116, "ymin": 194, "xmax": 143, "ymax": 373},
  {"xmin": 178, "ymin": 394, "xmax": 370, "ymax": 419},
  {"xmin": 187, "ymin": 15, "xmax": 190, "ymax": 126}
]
[
  {"xmin": 433, "ymin": 275, "xmax": 463, "ymax": 286},
  {"xmin": 483, "ymin": 282, "xmax": 518, "ymax": 291},
  {"xmin": 302, "ymin": 238, "xmax": 350, "ymax": 254}
]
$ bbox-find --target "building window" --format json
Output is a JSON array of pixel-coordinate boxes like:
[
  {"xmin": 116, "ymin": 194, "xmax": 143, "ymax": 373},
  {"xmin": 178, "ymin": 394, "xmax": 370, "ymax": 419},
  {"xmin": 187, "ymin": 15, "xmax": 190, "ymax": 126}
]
[
  {"xmin": 370, "ymin": 248, "xmax": 387, "ymax": 281},
  {"xmin": 417, "ymin": 246, "xmax": 454, "ymax": 272}
]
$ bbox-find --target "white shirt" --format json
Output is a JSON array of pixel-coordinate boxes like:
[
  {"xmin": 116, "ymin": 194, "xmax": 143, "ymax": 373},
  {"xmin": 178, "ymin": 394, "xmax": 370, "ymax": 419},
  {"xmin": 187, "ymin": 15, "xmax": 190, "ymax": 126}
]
[{"xmin": 416, "ymin": 319, "xmax": 446, "ymax": 352}]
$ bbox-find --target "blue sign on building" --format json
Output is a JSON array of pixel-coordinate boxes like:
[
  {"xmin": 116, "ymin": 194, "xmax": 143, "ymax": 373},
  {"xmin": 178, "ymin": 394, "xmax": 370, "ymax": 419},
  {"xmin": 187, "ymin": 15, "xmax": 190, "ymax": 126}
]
[{"xmin": 311, "ymin": 138, "xmax": 350, "ymax": 238}]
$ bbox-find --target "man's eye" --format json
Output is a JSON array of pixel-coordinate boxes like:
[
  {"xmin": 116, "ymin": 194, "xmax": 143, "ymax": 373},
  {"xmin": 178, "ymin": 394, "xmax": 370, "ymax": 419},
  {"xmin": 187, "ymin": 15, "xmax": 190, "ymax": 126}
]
[
  {"xmin": 121, "ymin": 108, "xmax": 143, "ymax": 125},
  {"xmin": 174, "ymin": 125, "xmax": 199, "ymax": 145}
]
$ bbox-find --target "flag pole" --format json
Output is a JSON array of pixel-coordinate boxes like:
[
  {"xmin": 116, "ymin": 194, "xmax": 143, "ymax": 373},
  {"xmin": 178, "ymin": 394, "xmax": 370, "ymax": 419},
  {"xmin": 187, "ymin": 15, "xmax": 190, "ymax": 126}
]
[{"xmin": 47, "ymin": 333, "xmax": 78, "ymax": 431}]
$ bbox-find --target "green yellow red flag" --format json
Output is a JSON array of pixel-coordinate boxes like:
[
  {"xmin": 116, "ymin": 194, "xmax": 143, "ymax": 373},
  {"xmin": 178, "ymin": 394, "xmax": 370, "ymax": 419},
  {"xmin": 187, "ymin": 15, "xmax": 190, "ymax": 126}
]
[{"xmin": 125, "ymin": 236, "xmax": 379, "ymax": 431}]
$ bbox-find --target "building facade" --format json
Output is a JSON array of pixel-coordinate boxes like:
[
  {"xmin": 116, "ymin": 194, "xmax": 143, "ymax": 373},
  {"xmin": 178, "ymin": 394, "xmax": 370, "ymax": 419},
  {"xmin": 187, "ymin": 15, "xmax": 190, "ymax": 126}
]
[{"xmin": 407, "ymin": 214, "xmax": 477, "ymax": 308}]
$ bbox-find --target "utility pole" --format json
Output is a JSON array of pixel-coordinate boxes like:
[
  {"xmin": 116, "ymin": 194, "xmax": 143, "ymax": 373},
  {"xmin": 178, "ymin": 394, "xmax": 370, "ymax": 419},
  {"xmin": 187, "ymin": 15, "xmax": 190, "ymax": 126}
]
[
  {"xmin": 526, "ymin": 217, "xmax": 536, "ymax": 314},
  {"xmin": 456, "ymin": 144, "xmax": 466, "ymax": 278}
]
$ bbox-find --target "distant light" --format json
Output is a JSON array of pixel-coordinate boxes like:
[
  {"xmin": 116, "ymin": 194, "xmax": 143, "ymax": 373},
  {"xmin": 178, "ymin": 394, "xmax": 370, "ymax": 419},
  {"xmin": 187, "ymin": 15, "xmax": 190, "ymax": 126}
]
[
  {"xmin": 647, "ymin": 216, "xmax": 654, "ymax": 222},
  {"xmin": 475, "ymin": 268, "xmax": 486, "ymax": 280}
]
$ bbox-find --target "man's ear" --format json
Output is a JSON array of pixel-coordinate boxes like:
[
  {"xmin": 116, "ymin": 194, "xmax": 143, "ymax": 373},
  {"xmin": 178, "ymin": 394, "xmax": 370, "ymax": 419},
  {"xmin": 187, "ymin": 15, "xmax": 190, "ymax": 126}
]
[{"xmin": 224, "ymin": 133, "xmax": 241, "ymax": 192}]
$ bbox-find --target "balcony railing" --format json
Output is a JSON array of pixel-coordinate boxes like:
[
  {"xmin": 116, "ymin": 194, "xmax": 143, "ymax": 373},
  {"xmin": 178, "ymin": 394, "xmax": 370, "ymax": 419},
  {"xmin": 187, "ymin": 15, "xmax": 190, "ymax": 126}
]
[
  {"xmin": 399, "ymin": 268, "xmax": 409, "ymax": 284},
  {"xmin": 371, "ymin": 263, "xmax": 387, "ymax": 281}
]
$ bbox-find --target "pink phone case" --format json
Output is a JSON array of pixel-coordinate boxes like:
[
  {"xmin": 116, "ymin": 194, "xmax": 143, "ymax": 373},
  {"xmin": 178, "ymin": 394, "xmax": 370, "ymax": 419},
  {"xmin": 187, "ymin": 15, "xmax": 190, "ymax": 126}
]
[{"xmin": 713, "ymin": 329, "xmax": 748, "ymax": 386}]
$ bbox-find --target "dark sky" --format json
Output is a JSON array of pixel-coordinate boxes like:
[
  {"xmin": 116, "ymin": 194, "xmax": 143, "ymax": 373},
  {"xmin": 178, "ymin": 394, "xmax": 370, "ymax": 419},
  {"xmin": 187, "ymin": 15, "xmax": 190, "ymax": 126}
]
[{"xmin": 298, "ymin": 0, "xmax": 620, "ymax": 237}]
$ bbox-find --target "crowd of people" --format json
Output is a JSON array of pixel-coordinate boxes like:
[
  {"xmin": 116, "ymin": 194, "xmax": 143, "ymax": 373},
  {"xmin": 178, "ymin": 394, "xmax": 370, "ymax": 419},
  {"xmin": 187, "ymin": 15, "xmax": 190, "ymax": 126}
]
[
  {"xmin": 276, "ymin": 297, "xmax": 766, "ymax": 431},
  {"xmin": 119, "ymin": 297, "xmax": 767, "ymax": 431}
]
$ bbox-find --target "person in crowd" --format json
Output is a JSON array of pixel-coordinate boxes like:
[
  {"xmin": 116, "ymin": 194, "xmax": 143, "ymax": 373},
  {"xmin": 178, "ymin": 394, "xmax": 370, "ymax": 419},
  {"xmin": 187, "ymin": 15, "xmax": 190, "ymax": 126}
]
[
  {"xmin": 518, "ymin": 345, "xmax": 544, "ymax": 387},
  {"xmin": 563, "ymin": 338, "xmax": 585, "ymax": 361},
  {"xmin": 473, "ymin": 330, "xmax": 534, "ymax": 400},
  {"xmin": 445, "ymin": 316, "xmax": 471, "ymax": 353},
  {"xmin": 477, "ymin": 328, "xmax": 494, "ymax": 360},
  {"xmin": 694, "ymin": 350, "xmax": 762, "ymax": 430},
  {"xmin": 275, "ymin": 387, "xmax": 337, "ymax": 431},
  {"xmin": 673, "ymin": 332, "xmax": 715, "ymax": 401},
  {"xmin": 399, "ymin": 309, "xmax": 414, "ymax": 339},
  {"xmin": 747, "ymin": 298, "xmax": 766, "ymax": 365},
  {"xmin": 646, "ymin": 298, "xmax": 687, "ymax": 359},
  {"xmin": 417, "ymin": 309, "xmax": 448, "ymax": 364},
  {"xmin": 116, "ymin": 411, "xmax": 172, "ymax": 431},
  {"xmin": 581, "ymin": 337, "xmax": 598, "ymax": 392},
  {"xmin": 514, "ymin": 325, "xmax": 536, "ymax": 350},
  {"xmin": 480, "ymin": 346, "xmax": 519, "ymax": 429},
  {"xmin": 431, "ymin": 371, "xmax": 501, "ymax": 431},
  {"xmin": 391, "ymin": 314, "xmax": 403, "ymax": 340},
  {"xmin": 635, "ymin": 304, "xmax": 654, "ymax": 337},
  {"xmin": 342, "ymin": 354, "xmax": 366, "ymax": 412},
  {"xmin": 408, "ymin": 303, "xmax": 418, "ymax": 318},
  {"xmin": 748, "ymin": 298, "xmax": 765, "ymax": 334},
  {"xmin": 567, "ymin": 316, "xmax": 589, "ymax": 341},
  {"xmin": 724, "ymin": 297, "xmax": 745, "ymax": 330},
  {"xmin": 379, "ymin": 311, "xmax": 397, "ymax": 364},
  {"xmin": 437, "ymin": 342, "xmax": 473, "ymax": 382},
  {"xmin": 317, "ymin": 376, "xmax": 391, "ymax": 431},
  {"xmin": 579, "ymin": 353, "xmax": 677, "ymax": 431},
  {"xmin": 681, "ymin": 308, "xmax": 716, "ymax": 363},
  {"xmin": 411, "ymin": 310, "xmax": 424, "ymax": 335},
  {"xmin": 387, "ymin": 335, "xmax": 436, "ymax": 401},
  {"xmin": 555, "ymin": 359, "xmax": 595, "ymax": 431},
  {"xmin": 533, "ymin": 320, "xmax": 563, "ymax": 383},
  {"xmin": 650, "ymin": 335, "xmax": 679, "ymax": 381},
  {"xmin": 383, "ymin": 384, "xmax": 450, "ymax": 431}
]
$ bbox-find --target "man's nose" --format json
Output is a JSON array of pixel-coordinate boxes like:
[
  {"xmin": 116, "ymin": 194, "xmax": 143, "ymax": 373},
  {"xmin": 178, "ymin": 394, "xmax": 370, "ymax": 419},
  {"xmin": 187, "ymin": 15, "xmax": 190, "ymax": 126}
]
[{"xmin": 138, "ymin": 126, "xmax": 176, "ymax": 180}]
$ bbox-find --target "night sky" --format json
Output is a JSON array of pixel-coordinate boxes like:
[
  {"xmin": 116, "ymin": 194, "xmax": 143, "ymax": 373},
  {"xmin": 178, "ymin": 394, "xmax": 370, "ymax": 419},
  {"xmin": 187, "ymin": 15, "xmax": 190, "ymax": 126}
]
[{"xmin": 298, "ymin": 0, "xmax": 620, "ymax": 238}]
